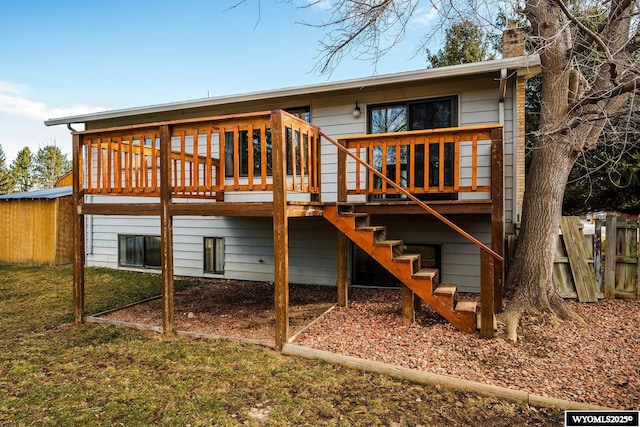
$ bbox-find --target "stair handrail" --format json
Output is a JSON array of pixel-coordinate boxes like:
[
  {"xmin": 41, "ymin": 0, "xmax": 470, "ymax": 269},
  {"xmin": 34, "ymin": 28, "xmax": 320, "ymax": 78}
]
[{"xmin": 320, "ymin": 130, "xmax": 503, "ymax": 262}]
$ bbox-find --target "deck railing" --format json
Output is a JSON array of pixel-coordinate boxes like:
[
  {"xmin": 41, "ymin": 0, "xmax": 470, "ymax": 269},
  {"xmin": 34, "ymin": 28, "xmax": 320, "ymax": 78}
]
[
  {"xmin": 338, "ymin": 125, "xmax": 499, "ymax": 199},
  {"xmin": 77, "ymin": 110, "xmax": 321, "ymax": 200}
]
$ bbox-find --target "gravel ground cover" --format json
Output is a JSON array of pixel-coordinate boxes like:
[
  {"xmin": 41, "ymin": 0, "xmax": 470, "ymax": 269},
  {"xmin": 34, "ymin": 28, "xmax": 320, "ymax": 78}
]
[{"xmin": 101, "ymin": 280, "xmax": 640, "ymax": 410}]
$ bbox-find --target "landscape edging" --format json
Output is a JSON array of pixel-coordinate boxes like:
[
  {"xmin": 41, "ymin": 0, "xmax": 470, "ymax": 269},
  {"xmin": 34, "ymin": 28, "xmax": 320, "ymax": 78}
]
[{"xmin": 282, "ymin": 343, "xmax": 611, "ymax": 411}]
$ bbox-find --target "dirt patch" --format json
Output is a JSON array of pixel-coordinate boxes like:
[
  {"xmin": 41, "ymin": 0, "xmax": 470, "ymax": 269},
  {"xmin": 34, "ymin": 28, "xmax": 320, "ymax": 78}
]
[
  {"xmin": 100, "ymin": 280, "xmax": 640, "ymax": 410},
  {"xmin": 101, "ymin": 279, "xmax": 336, "ymax": 341}
]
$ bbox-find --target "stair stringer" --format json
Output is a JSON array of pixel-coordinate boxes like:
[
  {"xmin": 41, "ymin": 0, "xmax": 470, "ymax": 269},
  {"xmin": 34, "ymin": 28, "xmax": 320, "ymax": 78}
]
[{"xmin": 323, "ymin": 205, "xmax": 476, "ymax": 333}]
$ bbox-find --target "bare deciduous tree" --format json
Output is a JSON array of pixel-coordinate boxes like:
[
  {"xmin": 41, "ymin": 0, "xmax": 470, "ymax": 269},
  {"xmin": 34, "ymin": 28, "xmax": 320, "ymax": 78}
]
[
  {"xmin": 233, "ymin": 0, "xmax": 640, "ymax": 339},
  {"xmin": 500, "ymin": 0, "xmax": 638, "ymax": 340}
]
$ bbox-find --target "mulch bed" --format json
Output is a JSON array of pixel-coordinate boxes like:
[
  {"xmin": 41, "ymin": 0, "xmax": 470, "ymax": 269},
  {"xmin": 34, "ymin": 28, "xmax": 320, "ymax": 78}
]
[
  {"xmin": 101, "ymin": 279, "xmax": 337, "ymax": 342},
  {"xmin": 100, "ymin": 280, "xmax": 640, "ymax": 410}
]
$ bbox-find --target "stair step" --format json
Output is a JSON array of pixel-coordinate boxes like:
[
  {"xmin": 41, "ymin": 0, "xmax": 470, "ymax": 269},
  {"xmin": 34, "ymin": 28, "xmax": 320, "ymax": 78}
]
[
  {"xmin": 413, "ymin": 268, "xmax": 439, "ymax": 292},
  {"xmin": 455, "ymin": 300, "xmax": 478, "ymax": 314},
  {"xmin": 373, "ymin": 239, "xmax": 403, "ymax": 247},
  {"xmin": 412, "ymin": 268, "xmax": 438, "ymax": 280},
  {"xmin": 393, "ymin": 254, "xmax": 420, "ymax": 273},
  {"xmin": 374, "ymin": 239, "xmax": 403, "ymax": 257},
  {"xmin": 356, "ymin": 225, "xmax": 386, "ymax": 242},
  {"xmin": 337, "ymin": 209, "xmax": 370, "ymax": 228},
  {"xmin": 393, "ymin": 254, "xmax": 419, "ymax": 263},
  {"xmin": 340, "ymin": 212, "xmax": 368, "ymax": 219},
  {"xmin": 354, "ymin": 213, "xmax": 370, "ymax": 228},
  {"xmin": 336, "ymin": 203, "xmax": 355, "ymax": 214},
  {"xmin": 434, "ymin": 284, "xmax": 457, "ymax": 297},
  {"xmin": 355, "ymin": 226, "xmax": 385, "ymax": 232}
]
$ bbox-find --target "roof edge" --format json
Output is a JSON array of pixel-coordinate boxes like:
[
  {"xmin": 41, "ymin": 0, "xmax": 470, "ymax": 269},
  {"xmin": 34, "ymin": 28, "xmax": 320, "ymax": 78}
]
[
  {"xmin": 45, "ymin": 55, "xmax": 540, "ymax": 126},
  {"xmin": 0, "ymin": 186, "xmax": 72, "ymax": 200}
]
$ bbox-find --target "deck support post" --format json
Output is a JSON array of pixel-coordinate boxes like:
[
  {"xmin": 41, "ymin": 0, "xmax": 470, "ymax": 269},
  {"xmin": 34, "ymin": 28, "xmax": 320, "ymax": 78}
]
[
  {"xmin": 401, "ymin": 284, "xmax": 415, "ymax": 326},
  {"xmin": 272, "ymin": 111, "xmax": 289, "ymax": 351},
  {"xmin": 480, "ymin": 250, "xmax": 495, "ymax": 338},
  {"xmin": 160, "ymin": 125, "xmax": 175, "ymax": 338},
  {"xmin": 336, "ymin": 138, "xmax": 349, "ymax": 308},
  {"xmin": 72, "ymin": 133, "xmax": 85, "ymax": 324},
  {"xmin": 337, "ymin": 231, "xmax": 349, "ymax": 307},
  {"xmin": 491, "ymin": 128, "xmax": 504, "ymax": 312}
]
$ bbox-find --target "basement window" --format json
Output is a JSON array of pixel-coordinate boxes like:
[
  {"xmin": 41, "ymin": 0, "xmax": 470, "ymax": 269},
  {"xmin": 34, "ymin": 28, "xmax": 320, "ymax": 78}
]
[
  {"xmin": 204, "ymin": 237, "xmax": 224, "ymax": 274},
  {"xmin": 118, "ymin": 235, "xmax": 161, "ymax": 268}
]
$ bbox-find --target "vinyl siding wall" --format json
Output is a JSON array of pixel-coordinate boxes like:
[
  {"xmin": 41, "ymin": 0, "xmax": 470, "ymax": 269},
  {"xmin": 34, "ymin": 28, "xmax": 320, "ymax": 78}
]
[
  {"xmin": 87, "ymin": 214, "xmax": 338, "ymax": 285},
  {"xmin": 85, "ymin": 73, "xmax": 518, "ymax": 293}
]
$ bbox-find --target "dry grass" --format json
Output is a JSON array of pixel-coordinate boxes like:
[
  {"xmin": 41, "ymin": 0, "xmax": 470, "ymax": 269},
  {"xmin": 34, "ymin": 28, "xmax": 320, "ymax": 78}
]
[{"xmin": 0, "ymin": 265, "xmax": 563, "ymax": 426}]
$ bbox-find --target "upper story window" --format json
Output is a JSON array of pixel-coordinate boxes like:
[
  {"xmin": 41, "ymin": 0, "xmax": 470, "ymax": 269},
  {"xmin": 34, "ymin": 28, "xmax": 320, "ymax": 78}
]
[
  {"xmin": 224, "ymin": 106, "xmax": 311, "ymax": 178},
  {"xmin": 368, "ymin": 97, "xmax": 458, "ymax": 133},
  {"xmin": 368, "ymin": 97, "xmax": 458, "ymax": 193},
  {"xmin": 285, "ymin": 106, "xmax": 311, "ymax": 123}
]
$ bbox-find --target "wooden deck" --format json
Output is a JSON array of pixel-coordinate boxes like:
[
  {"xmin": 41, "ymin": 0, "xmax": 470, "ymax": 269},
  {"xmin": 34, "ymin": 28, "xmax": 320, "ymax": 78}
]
[{"xmin": 70, "ymin": 109, "xmax": 505, "ymax": 349}]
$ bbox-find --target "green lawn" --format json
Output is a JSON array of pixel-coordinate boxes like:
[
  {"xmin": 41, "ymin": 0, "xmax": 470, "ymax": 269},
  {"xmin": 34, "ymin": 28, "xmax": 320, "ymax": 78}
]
[{"xmin": 0, "ymin": 265, "xmax": 562, "ymax": 426}]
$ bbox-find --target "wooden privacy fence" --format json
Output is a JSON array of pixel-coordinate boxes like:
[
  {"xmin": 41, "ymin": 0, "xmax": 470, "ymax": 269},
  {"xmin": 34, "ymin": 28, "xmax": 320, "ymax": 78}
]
[
  {"xmin": 510, "ymin": 215, "xmax": 639, "ymax": 301},
  {"xmin": 0, "ymin": 195, "xmax": 73, "ymax": 265},
  {"xmin": 560, "ymin": 215, "xmax": 640, "ymax": 301},
  {"xmin": 554, "ymin": 217, "xmax": 600, "ymax": 302},
  {"xmin": 603, "ymin": 215, "xmax": 639, "ymax": 299},
  {"xmin": 77, "ymin": 110, "xmax": 321, "ymax": 200}
]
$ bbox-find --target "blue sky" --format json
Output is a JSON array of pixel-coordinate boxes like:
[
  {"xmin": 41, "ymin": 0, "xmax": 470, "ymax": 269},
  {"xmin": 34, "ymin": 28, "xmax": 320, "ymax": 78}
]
[{"xmin": 0, "ymin": 0, "xmax": 439, "ymax": 163}]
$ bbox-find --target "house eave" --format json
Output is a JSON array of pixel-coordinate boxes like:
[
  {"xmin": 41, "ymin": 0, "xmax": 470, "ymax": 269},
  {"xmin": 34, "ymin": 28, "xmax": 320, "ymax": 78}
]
[{"xmin": 45, "ymin": 55, "xmax": 541, "ymax": 127}]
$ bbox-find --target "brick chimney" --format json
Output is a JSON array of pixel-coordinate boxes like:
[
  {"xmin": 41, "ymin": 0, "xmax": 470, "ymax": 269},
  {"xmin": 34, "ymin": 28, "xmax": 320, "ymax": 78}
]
[{"xmin": 502, "ymin": 25, "xmax": 525, "ymax": 58}]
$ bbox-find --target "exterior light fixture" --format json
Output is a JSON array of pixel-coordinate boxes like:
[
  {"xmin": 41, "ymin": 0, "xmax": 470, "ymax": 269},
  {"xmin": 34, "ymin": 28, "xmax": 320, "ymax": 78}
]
[{"xmin": 352, "ymin": 101, "xmax": 361, "ymax": 119}]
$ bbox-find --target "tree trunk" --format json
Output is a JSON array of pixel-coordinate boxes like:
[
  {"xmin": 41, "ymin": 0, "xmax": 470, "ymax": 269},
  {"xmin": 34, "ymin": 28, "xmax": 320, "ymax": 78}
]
[{"xmin": 500, "ymin": 140, "xmax": 578, "ymax": 341}]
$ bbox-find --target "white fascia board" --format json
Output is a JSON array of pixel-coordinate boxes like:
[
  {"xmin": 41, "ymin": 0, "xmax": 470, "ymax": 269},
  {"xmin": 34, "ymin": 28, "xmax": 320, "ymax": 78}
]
[{"xmin": 45, "ymin": 55, "xmax": 540, "ymax": 127}]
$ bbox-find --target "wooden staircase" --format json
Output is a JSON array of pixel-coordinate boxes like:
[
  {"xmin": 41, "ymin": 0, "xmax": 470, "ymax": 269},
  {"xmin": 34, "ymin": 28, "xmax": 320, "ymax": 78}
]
[{"xmin": 323, "ymin": 204, "xmax": 478, "ymax": 333}]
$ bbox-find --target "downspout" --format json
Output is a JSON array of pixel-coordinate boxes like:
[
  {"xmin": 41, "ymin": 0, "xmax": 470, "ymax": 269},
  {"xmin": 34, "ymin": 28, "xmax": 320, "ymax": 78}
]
[
  {"xmin": 497, "ymin": 69, "xmax": 513, "ymax": 228},
  {"xmin": 86, "ymin": 199, "xmax": 93, "ymax": 255},
  {"xmin": 498, "ymin": 68, "xmax": 507, "ymax": 124}
]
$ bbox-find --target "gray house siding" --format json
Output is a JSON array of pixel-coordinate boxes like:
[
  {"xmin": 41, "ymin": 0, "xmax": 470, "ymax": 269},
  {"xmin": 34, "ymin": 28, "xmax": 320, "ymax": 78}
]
[
  {"xmin": 84, "ymin": 72, "xmax": 519, "ymax": 293},
  {"xmin": 87, "ymin": 214, "xmax": 340, "ymax": 286}
]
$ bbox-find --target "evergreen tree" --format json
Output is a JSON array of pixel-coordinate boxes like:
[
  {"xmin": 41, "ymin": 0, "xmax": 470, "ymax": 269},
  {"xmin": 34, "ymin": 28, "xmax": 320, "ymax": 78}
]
[
  {"xmin": 33, "ymin": 144, "xmax": 71, "ymax": 189},
  {"xmin": 425, "ymin": 19, "xmax": 495, "ymax": 68},
  {"xmin": 563, "ymin": 115, "xmax": 640, "ymax": 215},
  {"xmin": 0, "ymin": 145, "xmax": 14, "ymax": 194},
  {"xmin": 10, "ymin": 147, "xmax": 34, "ymax": 192}
]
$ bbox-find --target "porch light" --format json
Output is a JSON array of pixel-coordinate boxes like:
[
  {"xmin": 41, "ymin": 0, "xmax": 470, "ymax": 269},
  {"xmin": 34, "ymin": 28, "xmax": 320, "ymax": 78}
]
[{"xmin": 352, "ymin": 101, "xmax": 361, "ymax": 119}]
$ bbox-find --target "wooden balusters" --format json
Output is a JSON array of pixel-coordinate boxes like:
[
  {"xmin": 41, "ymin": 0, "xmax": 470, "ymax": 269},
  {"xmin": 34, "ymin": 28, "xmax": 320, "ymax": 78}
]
[
  {"xmin": 340, "ymin": 126, "xmax": 498, "ymax": 199},
  {"xmin": 75, "ymin": 110, "xmax": 320, "ymax": 200}
]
